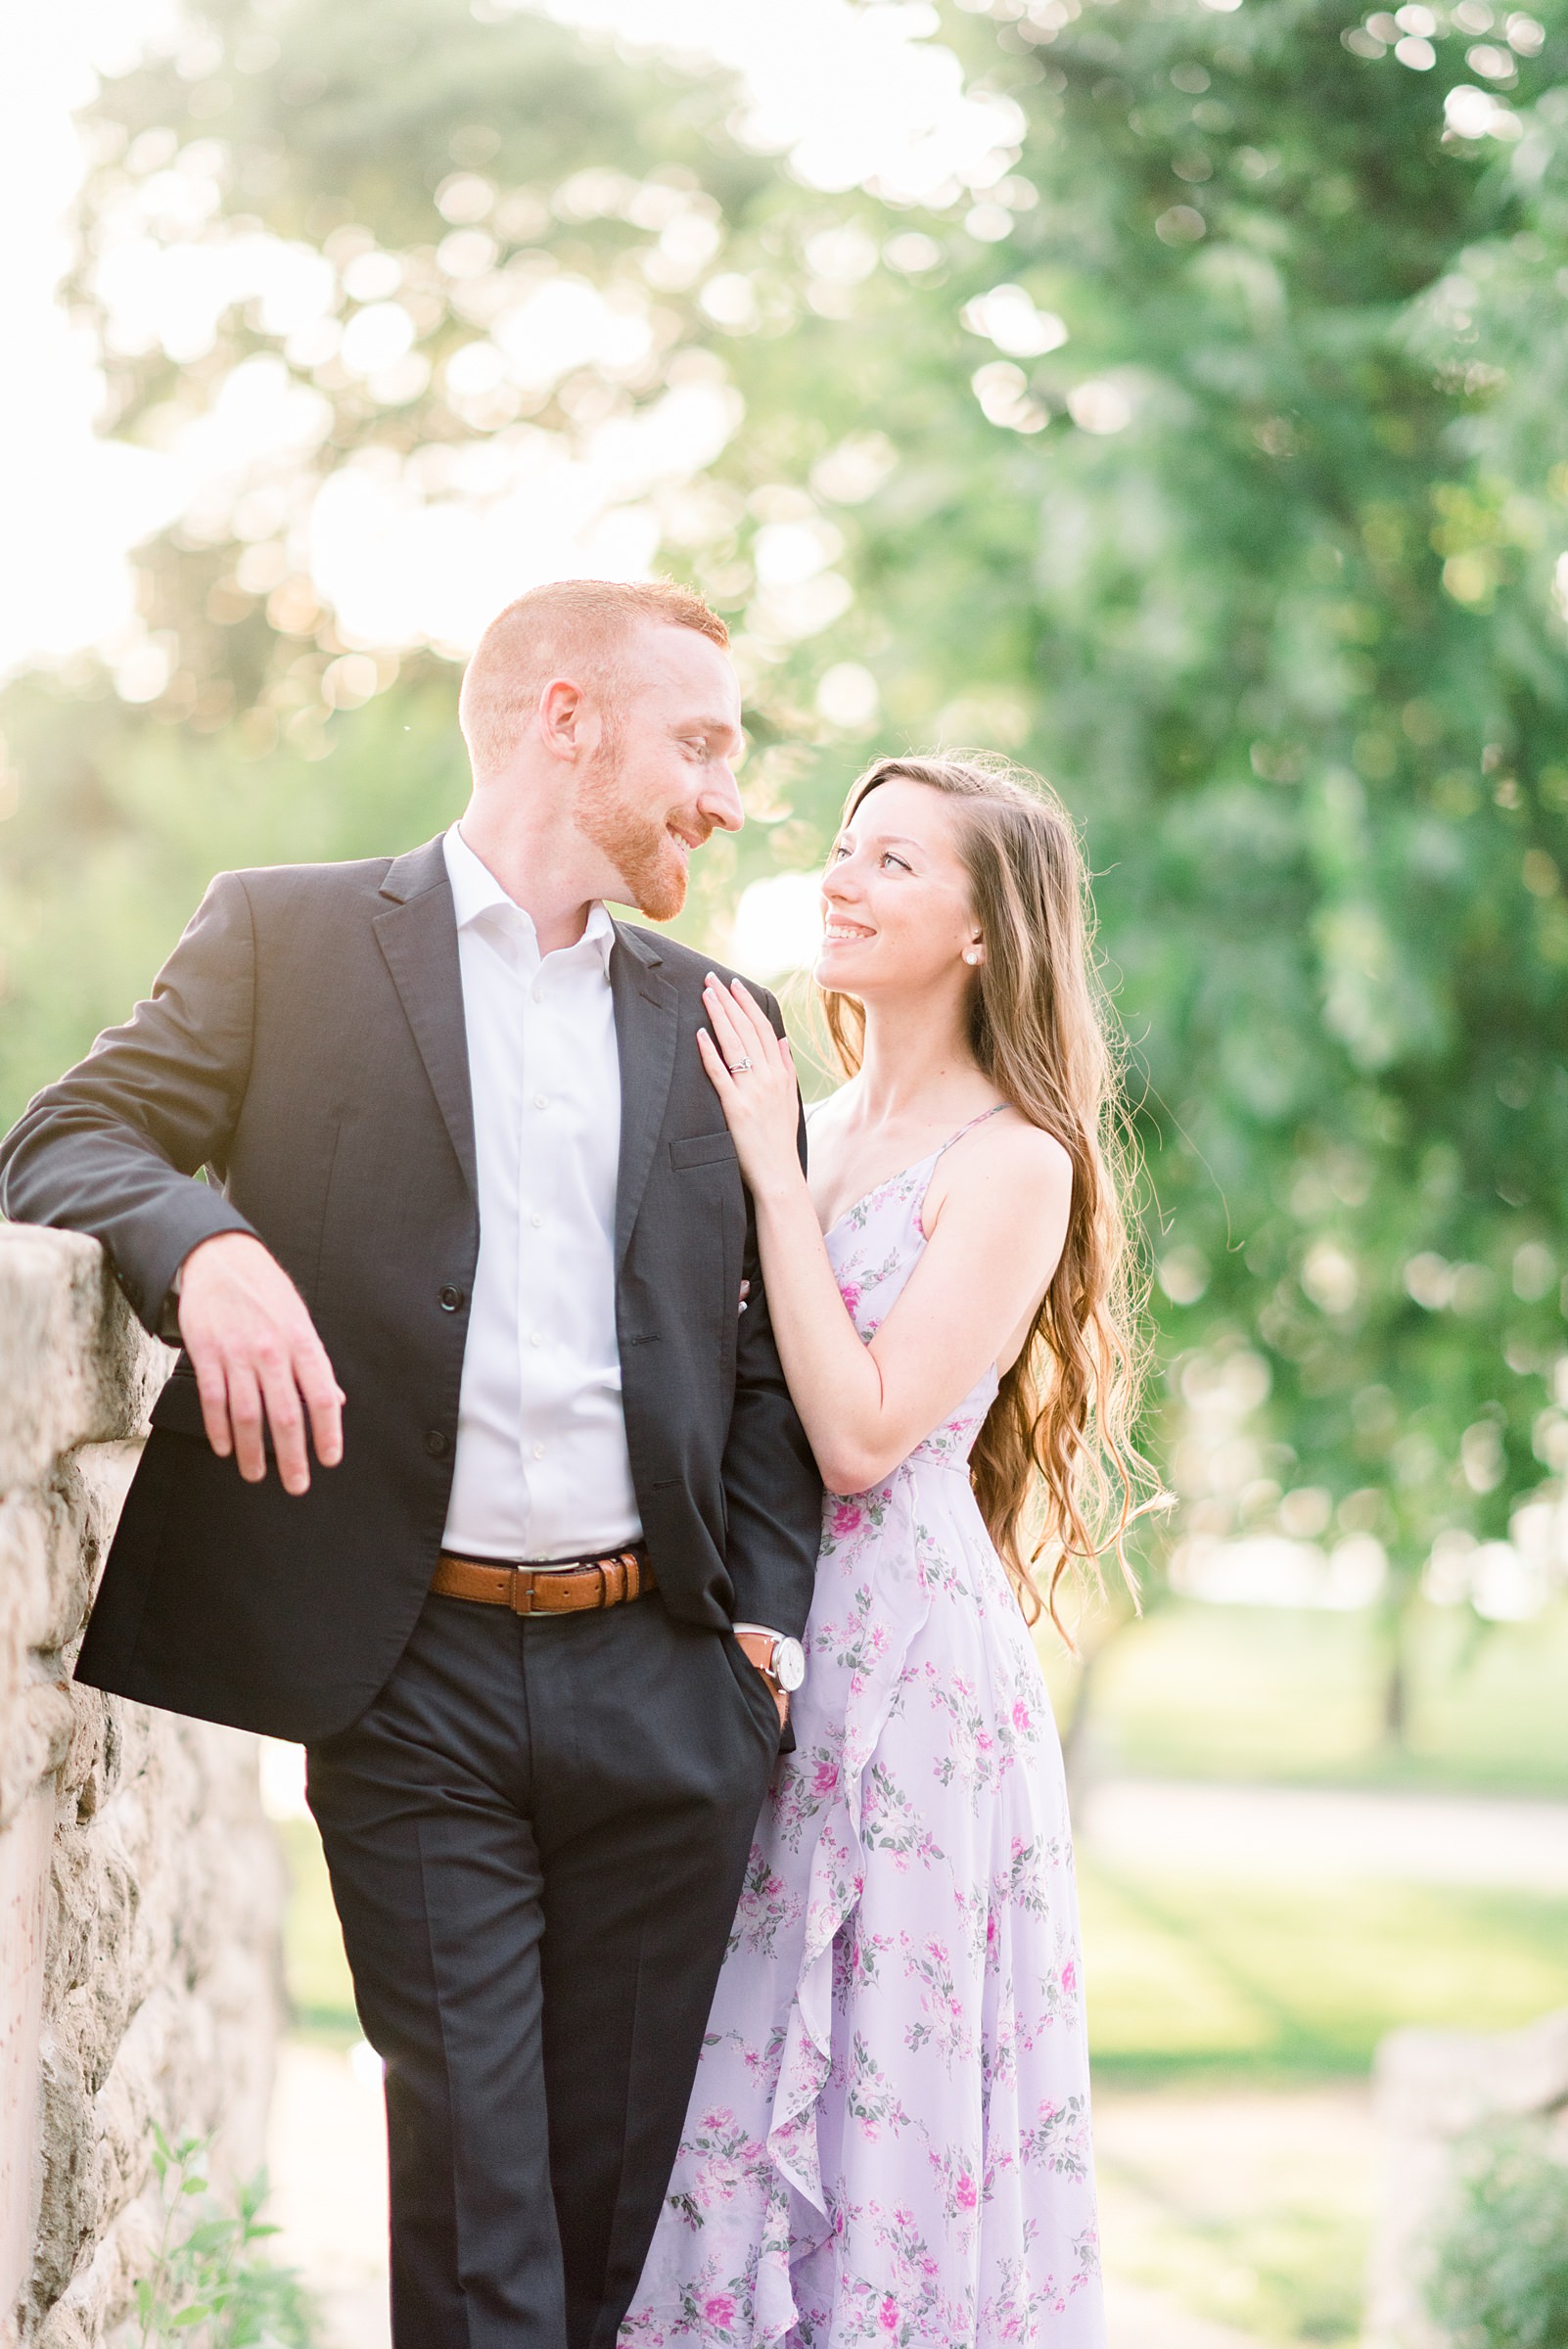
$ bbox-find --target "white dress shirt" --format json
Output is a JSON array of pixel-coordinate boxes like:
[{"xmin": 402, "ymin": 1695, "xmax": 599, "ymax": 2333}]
[{"xmin": 440, "ymin": 822, "xmax": 642, "ymax": 1562}]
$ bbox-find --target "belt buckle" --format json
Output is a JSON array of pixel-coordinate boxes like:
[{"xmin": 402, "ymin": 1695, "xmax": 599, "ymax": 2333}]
[{"xmin": 513, "ymin": 1561, "xmax": 582, "ymax": 1615}]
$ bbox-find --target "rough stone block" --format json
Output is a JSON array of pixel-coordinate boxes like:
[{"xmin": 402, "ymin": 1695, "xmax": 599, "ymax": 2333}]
[{"xmin": 0, "ymin": 1228, "xmax": 284, "ymax": 2346}]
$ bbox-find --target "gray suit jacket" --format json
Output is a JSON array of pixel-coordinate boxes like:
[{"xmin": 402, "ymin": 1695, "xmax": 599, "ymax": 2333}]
[{"xmin": 0, "ymin": 836, "xmax": 822, "ymax": 1739}]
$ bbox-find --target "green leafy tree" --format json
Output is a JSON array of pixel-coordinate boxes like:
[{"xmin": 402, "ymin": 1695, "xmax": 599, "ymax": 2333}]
[
  {"xmin": 2, "ymin": 0, "xmax": 761, "ymax": 1103},
  {"xmin": 10, "ymin": 0, "xmax": 1568, "ymax": 1733},
  {"xmin": 702, "ymin": 0, "xmax": 1568, "ymax": 1727}
]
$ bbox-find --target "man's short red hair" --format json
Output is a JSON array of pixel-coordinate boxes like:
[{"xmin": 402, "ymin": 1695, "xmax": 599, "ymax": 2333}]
[{"xmin": 458, "ymin": 576, "xmax": 729, "ymax": 774}]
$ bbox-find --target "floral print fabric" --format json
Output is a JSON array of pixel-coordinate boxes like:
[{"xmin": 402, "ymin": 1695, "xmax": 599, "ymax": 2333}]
[{"xmin": 623, "ymin": 1137, "xmax": 1104, "ymax": 2348}]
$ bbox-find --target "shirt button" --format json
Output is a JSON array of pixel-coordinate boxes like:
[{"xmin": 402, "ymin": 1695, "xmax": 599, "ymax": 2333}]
[
  {"xmin": 438, "ymin": 1285, "xmax": 465, "ymax": 1312},
  {"xmin": 531, "ymin": 985, "xmax": 543, "ymax": 1003},
  {"xmin": 529, "ymin": 1331, "xmax": 542, "ymax": 1348},
  {"xmin": 530, "ymin": 1213, "xmax": 543, "ymax": 1228},
  {"xmin": 532, "ymin": 1442, "xmax": 545, "ymax": 1460},
  {"xmin": 533, "ymin": 1092, "xmax": 547, "ymax": 1109},
  {"xmin": 424, "ymin": 1429, "xmax": 451, "ymax": 1459}
]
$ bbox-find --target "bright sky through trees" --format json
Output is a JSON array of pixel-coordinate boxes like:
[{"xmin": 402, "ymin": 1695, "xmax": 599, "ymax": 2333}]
[
  {"xmin": 10, "ymin": 0, "xmax": 1568, "ymax": 1710},
  {"xmin": 1, "ymin": 0, "xmax": 1012, "ymax": 683},
  {"xmin": 0, "ymin": 2, "xmax": 176, "ymax": 679}
]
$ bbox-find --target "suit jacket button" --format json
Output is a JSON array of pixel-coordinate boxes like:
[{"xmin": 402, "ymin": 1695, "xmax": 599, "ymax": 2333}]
[
  {"xmin": 424, "ymin": 1429, "xmax": 451, "ymax": 1459},
  {"xmin": 438, "ymin": 1285, "xmax": 465, "ymax": 1312}
]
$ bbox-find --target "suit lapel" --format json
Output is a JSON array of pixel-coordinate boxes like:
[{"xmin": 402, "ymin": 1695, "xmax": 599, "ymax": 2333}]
[
  {"xmin": 374, "ymin": 839, "xmax": 478, "ymax": 1198},
  {"xmin": 610, "ymin": 924, "xmax": 678, "ymax": 1271}
]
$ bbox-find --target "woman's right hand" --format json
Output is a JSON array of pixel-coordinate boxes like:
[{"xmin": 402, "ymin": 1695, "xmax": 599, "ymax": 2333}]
[{"xmin": 696, "ymin": 976, "xmax": 804, "ymax": 1204}]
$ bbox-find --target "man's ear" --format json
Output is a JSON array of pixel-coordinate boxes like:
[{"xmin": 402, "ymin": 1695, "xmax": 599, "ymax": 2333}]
[{"xmin": 537, "ymin": 675, "xmax": 585, "ymax": 761}]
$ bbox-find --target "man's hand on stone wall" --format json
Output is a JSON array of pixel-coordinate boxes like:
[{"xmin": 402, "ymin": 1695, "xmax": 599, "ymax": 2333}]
[{"xmin": 176, "ymin": 1233, "xmax": 345, "ymax": 1495}]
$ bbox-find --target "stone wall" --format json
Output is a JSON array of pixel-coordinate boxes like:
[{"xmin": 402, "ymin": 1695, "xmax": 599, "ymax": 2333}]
[{"xmin": 0, "ymin": 1226, "xmax": 284, "ymax": 2347}]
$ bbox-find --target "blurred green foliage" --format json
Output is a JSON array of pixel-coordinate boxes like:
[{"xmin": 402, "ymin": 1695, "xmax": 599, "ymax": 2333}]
[
  {"xmin": 1426, "ymin": 2123, "xmax": 1568, "ymax": 2349},
  {"xmin": 8, "ymin": 0, "xmax": 1568, "ymax": 1711},
  {"xmin": 135, "ymin": 2126, "xmax": 316, "ymax": 2346},
  {"xmin": 0, "ymin": 677, "xmax": 467, "ymax": 1121},
  {"xmin": 1039, "ymin": 1596, "xmax": 1568, "ymax": 1791},
  {"xmin": 275, "ymin": 1818, "xmax": 360, "ymax": 2045}
]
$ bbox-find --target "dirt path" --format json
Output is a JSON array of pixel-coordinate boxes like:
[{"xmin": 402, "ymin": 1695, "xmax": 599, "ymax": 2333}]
[
  {"xmin": 1082, "ymin": 1774, "xmax": 1568, "ymax": 1890},
  {"xmin": 268, "ymin": 2043, "xmax": 390, "ymax": 2349}
]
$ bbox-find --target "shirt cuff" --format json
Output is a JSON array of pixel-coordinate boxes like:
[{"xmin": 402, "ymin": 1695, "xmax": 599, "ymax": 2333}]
[{"xmin": 157, "ymin": 1263, "xmax": 185, "ymax": 1346}]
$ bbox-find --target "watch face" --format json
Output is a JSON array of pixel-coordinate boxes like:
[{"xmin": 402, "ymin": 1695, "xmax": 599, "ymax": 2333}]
[{"xmin": 774, "ymin": 1636, "xmax": 807, "ymax": 1693}]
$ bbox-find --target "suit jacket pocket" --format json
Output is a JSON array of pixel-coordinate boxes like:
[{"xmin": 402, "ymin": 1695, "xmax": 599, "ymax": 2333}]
[
  {"xmin": 305, "ymin": 1119, "xmax": 344, "ymax": 1312},
  {"xmin": 669, "ymin": 1130, "xmax": 738, "ymax": 1171}
]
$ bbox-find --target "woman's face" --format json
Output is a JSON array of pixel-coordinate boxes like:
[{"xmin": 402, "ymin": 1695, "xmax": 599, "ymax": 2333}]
[{"xmin": 814, "ymin": 779, "xmax": 980, "ymax": 1003}]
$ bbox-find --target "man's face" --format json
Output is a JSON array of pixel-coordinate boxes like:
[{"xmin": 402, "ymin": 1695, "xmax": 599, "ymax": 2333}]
[{"xmin": 575, "ymin": 624, "xmax": 745, "ymax": 921}]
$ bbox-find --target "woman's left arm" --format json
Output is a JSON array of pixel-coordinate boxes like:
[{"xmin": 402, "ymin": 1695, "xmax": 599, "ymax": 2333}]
[{"xmin": 699, "ymin": 978, "xmax": 1072, "ymax": 1497}]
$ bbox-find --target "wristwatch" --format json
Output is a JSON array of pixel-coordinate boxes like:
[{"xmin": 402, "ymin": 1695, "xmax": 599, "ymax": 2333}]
[{"xmin": 732, "ymin": 1625, "xmax": 807, "ymax": 1697}]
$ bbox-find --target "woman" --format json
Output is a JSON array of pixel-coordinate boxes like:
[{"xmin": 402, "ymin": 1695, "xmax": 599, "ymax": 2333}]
[{"xmin": 623, "ymin": 754, "xmax": 1148, "ymax": 2349}]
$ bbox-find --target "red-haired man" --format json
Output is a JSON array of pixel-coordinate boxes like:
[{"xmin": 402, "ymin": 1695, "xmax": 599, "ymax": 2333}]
[{"xmin": 1, "ymin": 577, "xmax": 820, "ymax": 2348}]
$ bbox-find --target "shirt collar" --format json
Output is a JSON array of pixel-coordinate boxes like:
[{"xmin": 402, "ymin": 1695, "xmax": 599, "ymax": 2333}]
[{"xmin": 442, "ymin": 822, "xmax": 615, "ymax": 972}]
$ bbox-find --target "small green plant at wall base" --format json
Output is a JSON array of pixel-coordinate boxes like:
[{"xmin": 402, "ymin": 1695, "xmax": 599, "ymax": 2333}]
[
  {"xmin": 1425, "ymin": 2123, "xmax": 1568, "ymax": 2349},
  {"xmin": 134, "ymin": 2126, "xmax": 316, "ymax": 2346}
]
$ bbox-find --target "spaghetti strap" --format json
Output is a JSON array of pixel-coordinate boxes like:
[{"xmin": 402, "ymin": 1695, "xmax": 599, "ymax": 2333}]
[
  {"xmin": 821, "ymin": 1106, "xmax": 1012, "ymax": 1242},
  {"xmin": 933, "ymin": 1102, "xmax": 1009, "ymax": 1160}
]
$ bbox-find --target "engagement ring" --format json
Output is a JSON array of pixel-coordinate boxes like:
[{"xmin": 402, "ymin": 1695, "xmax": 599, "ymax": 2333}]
[{"xmin": 728, "ymin": 1056, "xmax": 753, "ymax": 1074}]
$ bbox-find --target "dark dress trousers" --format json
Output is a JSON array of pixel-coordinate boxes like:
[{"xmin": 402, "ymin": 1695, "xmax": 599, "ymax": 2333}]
[{"xmin": 0, "ymin": 835, "xmax": 823, "ymax": 2348}]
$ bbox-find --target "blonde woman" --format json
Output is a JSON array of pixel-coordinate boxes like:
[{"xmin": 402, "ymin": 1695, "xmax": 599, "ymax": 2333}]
[{"xmin": 623, "ymin": 756, "xmax": 1147, "ymax": 2349}]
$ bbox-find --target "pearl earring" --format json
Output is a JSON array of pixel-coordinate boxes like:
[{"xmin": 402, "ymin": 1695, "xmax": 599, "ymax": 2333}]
[{"xmin": 963, "ymin": 948, "xmax": 981, "ymax": 966}]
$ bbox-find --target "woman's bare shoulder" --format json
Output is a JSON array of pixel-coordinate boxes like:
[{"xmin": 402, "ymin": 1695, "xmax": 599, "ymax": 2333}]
[{"xmin": 927, "ymin": 1110, "xmax": 1073, "ymax": 1231}]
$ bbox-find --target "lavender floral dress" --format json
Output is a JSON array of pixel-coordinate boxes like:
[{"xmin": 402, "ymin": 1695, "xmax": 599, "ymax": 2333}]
[{"xmin": 622, "ymin": 1114, "xmax": 1104, "ymax": 2349}]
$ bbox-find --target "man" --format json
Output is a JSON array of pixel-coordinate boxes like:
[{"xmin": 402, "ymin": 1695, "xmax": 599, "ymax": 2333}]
[{"xmin": 0, "ymin": 578, "xmax": 822, "ymax": 2348}]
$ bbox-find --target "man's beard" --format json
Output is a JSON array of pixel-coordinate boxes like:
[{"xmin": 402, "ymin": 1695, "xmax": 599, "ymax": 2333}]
[{"xmin": 576, "ymin": 736, "xmax": 703, "ymax": 922}]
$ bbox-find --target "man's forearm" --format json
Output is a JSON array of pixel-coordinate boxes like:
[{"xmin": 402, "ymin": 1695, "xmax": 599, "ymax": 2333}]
[
  {"xmin": 718, "ymin": 1187, "xmax": 821, "ymax": 1635},
  {"xmin": 722, "ymin": 1383, "xmax": 820, "ymax": 1636},
  {"xmin": 0, "ymin": 1103, "xmax": 256, "ymax": 1331}
]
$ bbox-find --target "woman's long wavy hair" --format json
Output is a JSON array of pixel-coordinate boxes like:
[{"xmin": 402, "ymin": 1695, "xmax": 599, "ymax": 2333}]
[{"xmin": 820, "ymin": 753, "xmax": 1158, "ymax": 1636}]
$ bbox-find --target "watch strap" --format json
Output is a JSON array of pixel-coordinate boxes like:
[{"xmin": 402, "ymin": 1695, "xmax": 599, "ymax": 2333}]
[{"xmin": 734, "ymin": 1629, "xmax": 782, "ymax": 1688}]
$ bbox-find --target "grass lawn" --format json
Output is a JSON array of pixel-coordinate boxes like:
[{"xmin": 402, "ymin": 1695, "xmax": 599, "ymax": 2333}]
[
  {"xmin": 1094, "ymin": 2084, "xmax": 1377, "ymax": 2346},
  {"xmin": 275, "ymin": 1598, "xmax": 1568, "ymax": 2347},
  {"xmin": 279, "ymin": 1809, "xmax": 1568, "ymax": 2087},
  {"xmin": 276, "ymin": 1746, "xmax": 1568, "ymax": 2347},
  {"xmin": 1082, "ymin": 1865, "xmax": 1568, "ymax": 2086},
  {"xmin": 1040, "ymin": 1596, "xmax": 1568, "ymax": 1795},
  {"xmin": 278, "ymin": 1818, "xmax": 359, "ymax": 2043}
]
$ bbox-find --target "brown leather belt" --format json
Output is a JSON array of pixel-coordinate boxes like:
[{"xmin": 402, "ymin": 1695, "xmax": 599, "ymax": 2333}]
[{"xmin": 432, "ymin": 1544, "xmax": 655, "ymax": 1616}]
